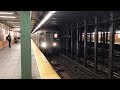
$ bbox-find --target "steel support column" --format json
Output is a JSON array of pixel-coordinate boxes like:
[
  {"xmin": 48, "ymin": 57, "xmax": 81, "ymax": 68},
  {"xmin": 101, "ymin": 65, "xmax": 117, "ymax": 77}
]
[
  {"xmin": 76, "ymin": 22, "xmax": 79, "ymax": 59},
  {"xmin": 103, "ymin": 32, "xmax": 105, "ymax": 44},
  {"xmin": 63, "ymin": 30, "xmax": 65, "ymax": 54},
  {"xmin": 90, "ymin": 32, "xmax": 92, "ymax": 42},
  {"xmin": 108, "ymin": 11, "xmax": 115, "ymax": 79},
  {"xmin": 84, "ymin": 20, "xmax": 87, "ymax": 67},
  {"xmin": 71, "ymin": 24, "xmax": 73, "ymax": 58},
  {"xmin": 106, "ymin": 32, "xmax": 108, "ymax": 43},
  {"xmin": 94, "ymin": 17, "xmax": 98, "ymax": 72},
  {"xmin": 20, "ymin": 11, "xmax": 32, "ymax": 79},
  {"xmin": 79, "ymin": 30, "xmax": 82, "ymax": 58},
  {"xmin": 101, "ymin": 32, "xmax": 102, "ymax": 43},
  {"xmin": 64, "ymin": 30, "xmax": 66, "ymax": 55},
  {"xmin": 80, "ymin": 31, "xmax": 82, "ymax": 42},
  {"xmin": 66, "ymin": 29, "xmax": 69, "ymax": 56}
]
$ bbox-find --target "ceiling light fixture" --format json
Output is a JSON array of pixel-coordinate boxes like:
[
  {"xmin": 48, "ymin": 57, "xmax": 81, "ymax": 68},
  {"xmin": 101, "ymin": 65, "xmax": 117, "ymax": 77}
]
[
  {"xmin": 13, "ymin": 26, "xmax": 20, "ymax": 27},
  {"xmin": 0, "ymin": 16, "xmax": 16, "ymax": 18},
  {"xmin": 31, "ymin": 11, "xmax": 56, "ymax": 34},
  {"xmin": 0, "ymin": 12, "xmax": 14, "ymax": 14},
  {"xmin": 7, "ymin": 21, "xmax": 19, "ymax": 23}
]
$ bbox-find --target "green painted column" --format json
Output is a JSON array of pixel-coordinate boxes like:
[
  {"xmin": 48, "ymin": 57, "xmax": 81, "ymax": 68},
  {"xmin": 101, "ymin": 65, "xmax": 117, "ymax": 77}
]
[{"xmin": 20, "ymin": 11, "xmax": 32, "ymax": 79}]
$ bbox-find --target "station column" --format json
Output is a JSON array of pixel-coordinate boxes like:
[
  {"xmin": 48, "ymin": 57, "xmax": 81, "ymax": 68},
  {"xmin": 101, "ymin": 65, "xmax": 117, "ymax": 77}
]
[{"xmin": 20, "ymin": 11, "xmax": 32, "ymax": 79}]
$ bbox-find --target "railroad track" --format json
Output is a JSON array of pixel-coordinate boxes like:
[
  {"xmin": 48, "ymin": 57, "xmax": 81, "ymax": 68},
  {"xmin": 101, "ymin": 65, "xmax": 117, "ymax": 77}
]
[
  {"xmin": 47, "ymin": 56, "xmax": 78, "ymax": 79},
  {"xmin": 46, "ymin": 53, "xmax": 104, "ymax": 79},
  {"xmin": 72, "ymin": 55, "xmax": 120, "ymax": 79},
  {"xmin": 45, "ymin": 50, "xmax": 120, "ymax": 79},
  {"xmin": 85, "ymin": 59, "xmax": 120, "ymax": 79},
  {"xmin": 80, "ymin": 46, "xmax": 120, "ymax": 79}
]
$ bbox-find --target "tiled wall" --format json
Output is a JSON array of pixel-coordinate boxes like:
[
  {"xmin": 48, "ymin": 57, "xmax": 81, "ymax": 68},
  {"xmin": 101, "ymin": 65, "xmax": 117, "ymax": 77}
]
[{"xmin": 0, "ymin": 23, "xmax": 19, "ymax": 50}]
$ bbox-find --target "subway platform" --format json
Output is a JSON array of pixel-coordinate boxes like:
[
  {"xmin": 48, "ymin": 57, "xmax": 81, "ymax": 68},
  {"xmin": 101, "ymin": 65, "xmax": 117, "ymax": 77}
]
[
  {"xmin": 0, "ymin": 42, "xmax": 40, "ymax": 79},
  {"xmin": 0, "ymin": 40, "xmax": 60, "ymax": 79}
]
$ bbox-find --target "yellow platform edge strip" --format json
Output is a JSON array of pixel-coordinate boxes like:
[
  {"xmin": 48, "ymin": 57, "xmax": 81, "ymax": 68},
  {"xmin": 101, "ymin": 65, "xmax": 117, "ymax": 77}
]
[{"xmin": 31, "ymin": 40, "xmax": 61, "ymax": 79}]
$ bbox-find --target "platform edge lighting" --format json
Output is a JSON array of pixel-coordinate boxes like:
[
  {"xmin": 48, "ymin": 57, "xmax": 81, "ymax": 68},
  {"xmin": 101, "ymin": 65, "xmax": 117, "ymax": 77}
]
[{"xmin": 31, "ymin": 11, "xmax": 56, "ymax": 34}]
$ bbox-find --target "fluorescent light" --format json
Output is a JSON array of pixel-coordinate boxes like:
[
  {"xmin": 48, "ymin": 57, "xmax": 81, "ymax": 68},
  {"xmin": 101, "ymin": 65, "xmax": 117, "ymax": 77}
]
[
  {"xmin": 13, "ymin": 26, "xmax": 20, "ymax": 27},
  {"xmin": 32, "ymin": 11, "xmax": 56, "ymax": 34},
  {"xmin": 0, "ymin": 12, "xmax": 14, "ymax": 14},
  {"xmin": 51, "ymin": 11, "xmax": 56, "ymax": 13},
  {"xmin": 13, "ymin": 28, "xmax": 20, "ymax": 31},
  {"xmin": 116, "ymin": 30, "xmax": 120, "ymax": 34},
  {"xmin": 7, "ymin": 21, "xmax": 19, "ymax": 23},
  {"xmin": 92, "ymin": 32, "xmax": 95, "ymax": 34},
  {"xmin": 118, "ymin": 34, "xmax": 120, "ymax": 38},
  {"xmin": 0, "ymin": 16, "xmax": 16, "ymax": 18},
  {"xmin": 30, "ymin": 11, "xmax": 32, "ymax": 19},
  {"xmin": 98, "ymin": 31, "xmax": 101, "ymax": 34}
]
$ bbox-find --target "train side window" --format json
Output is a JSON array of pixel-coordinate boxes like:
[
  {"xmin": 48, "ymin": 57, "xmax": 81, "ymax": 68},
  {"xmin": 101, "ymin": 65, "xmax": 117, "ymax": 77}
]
[{"xmin": 46, "ymin": 32, "xmax": 52, "ymax": 41}]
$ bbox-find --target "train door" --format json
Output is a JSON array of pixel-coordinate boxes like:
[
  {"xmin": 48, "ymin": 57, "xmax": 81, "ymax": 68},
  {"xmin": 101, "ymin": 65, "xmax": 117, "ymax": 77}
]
[{"xmin": 46, "ymin": 32, "xmax": 53, "ymax": 47}]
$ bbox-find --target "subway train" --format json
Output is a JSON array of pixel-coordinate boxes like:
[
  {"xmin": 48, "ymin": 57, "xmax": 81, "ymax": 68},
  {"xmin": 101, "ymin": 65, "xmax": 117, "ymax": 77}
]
[{"xmin": 31, "ymin": 29, "xmax": 60, "ymax": 54}]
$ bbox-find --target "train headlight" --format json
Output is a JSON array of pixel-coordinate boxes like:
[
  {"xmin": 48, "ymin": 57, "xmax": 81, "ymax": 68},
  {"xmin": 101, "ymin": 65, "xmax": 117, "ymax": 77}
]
[
  {"xmin": 41, "ymin": 42, "xmax": 47, "ymax": 48},
  {"xmin": 53, "ymin": 42, "xmax": 57, "ymax": 47}
]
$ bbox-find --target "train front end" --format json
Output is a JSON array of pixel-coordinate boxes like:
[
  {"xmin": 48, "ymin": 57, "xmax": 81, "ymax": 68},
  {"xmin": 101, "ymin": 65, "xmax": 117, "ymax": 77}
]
[{"xmin": 40, "ymin": 32, "xmax": 60, "ymax": 55}]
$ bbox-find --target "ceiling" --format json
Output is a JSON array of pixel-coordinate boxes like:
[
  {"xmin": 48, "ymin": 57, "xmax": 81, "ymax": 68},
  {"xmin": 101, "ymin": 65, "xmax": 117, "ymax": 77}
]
[
  {"xmin": 0, "ymin": 11, "xmax": 48, "ymax": 32},
  {"xmin": 40, "ymin": 11, "xmax": 111, "ymax": 28},
  {"xmin": 30, "ymin": 11, "xmax": 48, "ymax": 32},
  {"xmin": 0, "ymin": 11, "xmax": 20, "ymax": 29},
  {"xmin": 34, "ymin": 11, "xmax": 120, "ymax": 33},
  {"xmin": 1, "ymin": 11, "xmax": 120, "ymax": 33},
  {"xmin": 0, "ymin": 11, "xmax": 41, "ymax": 32}
]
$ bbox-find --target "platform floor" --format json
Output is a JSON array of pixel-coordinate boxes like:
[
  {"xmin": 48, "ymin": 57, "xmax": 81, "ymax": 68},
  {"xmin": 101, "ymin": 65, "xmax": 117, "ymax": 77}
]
[{"xmin": 0, "ymin": 43, "xmax": 40, "ymax": 79}]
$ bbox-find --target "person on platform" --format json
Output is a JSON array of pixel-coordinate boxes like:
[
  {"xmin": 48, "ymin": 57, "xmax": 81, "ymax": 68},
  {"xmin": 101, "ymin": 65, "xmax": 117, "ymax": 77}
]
[{"xmin": 6, "ymin": 33, "xmax": 11, "ymax": 48}]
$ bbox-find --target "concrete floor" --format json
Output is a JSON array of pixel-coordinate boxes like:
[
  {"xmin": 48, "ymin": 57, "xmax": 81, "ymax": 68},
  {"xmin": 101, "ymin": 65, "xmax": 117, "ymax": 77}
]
[{"xmin": 0, "ymin": 43, "xmax": 40, "ymax": 79}]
